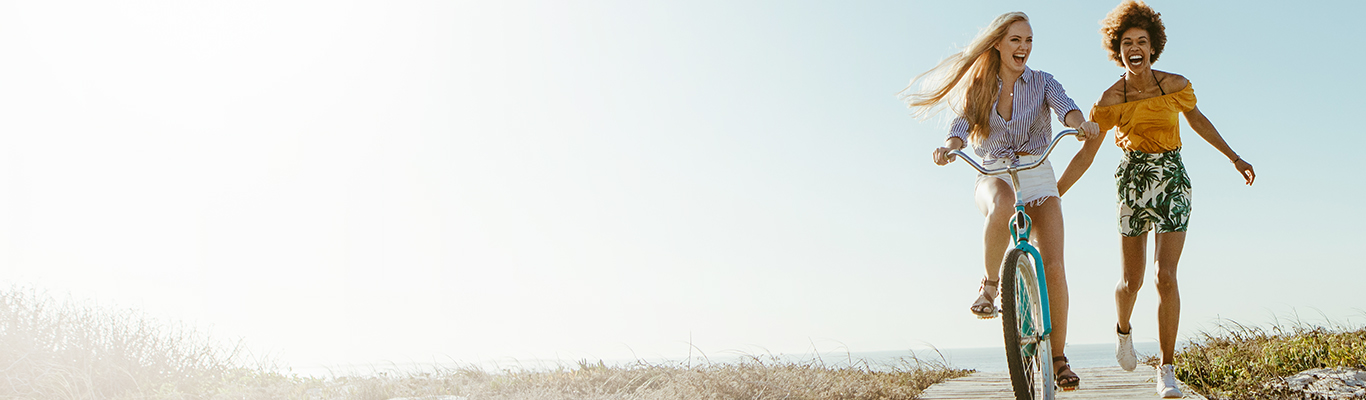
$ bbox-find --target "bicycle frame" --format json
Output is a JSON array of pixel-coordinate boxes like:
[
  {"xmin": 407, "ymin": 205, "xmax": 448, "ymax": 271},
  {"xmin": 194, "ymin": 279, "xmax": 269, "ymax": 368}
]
[
  {"xmin": 949, "ymin": 128, "xmax": 1078, "ymax": 342},
  {"xmin": 950, "ymin": 129, "xmax": 1077, "ymax": 399}
]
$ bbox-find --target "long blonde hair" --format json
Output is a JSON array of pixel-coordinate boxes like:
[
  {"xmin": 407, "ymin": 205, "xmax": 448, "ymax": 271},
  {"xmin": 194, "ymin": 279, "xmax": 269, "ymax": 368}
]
[{"xmin": 898, "ymin": 12, "xmax": 1029, "ymax": 146}]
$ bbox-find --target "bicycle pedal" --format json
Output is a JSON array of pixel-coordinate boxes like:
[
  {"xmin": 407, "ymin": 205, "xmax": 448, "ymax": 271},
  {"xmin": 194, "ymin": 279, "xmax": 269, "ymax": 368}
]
[{"xmin": 973, "ymin": 307, "xmax": 999, "ymax": 319}]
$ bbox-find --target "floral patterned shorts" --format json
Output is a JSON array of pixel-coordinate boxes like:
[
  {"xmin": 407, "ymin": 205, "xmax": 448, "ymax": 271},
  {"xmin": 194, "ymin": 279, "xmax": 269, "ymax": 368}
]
[{"xmin": 1116, "ymin": 149, "xmax": 1192, "ymax": 237}]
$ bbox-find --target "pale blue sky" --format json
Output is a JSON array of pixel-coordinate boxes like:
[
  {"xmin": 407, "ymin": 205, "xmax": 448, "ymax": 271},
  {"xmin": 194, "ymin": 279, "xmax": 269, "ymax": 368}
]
[{"xmin": 0, "ymin": 1, "xmax": 1360, "ymax": 371}]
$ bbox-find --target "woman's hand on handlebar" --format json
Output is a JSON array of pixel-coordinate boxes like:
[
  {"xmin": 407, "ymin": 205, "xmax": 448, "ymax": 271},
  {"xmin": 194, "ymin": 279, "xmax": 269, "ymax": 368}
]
[
  {"xmin": 933, "ymin": 137, "xmax": 965, "ymax": 166},
  {"xmin": 932, "ymin": 146, "xmax": 957, "ymax": 165},
  {"xmin": 1076, "ymin": 120, "xmax": 1100, "ymax": 141}
]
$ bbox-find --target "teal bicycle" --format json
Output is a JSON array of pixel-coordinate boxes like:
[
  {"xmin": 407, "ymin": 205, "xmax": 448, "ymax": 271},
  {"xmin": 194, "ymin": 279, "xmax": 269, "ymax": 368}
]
[{"xmin": 949, "ymin": 129, "xmax": 1078, "ymax": 400}]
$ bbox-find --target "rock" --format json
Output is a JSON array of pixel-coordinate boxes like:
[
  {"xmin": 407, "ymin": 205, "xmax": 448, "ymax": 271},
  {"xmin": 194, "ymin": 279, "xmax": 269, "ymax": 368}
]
[
  {"xmin": 387, "ymin": 397, "xmax": 467, "ymax": 400},
  {"xmin": 1264, "ymin": 368, "xmax": 1366, "ymax": 399}
]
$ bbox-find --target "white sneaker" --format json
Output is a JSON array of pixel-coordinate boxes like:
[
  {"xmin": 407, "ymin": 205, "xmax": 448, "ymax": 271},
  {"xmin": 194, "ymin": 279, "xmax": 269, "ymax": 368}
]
[
  {"xmin": 1116, "ymin": 325, "xmax": 1137, "ymax": 371},
  {"xmin": 1158, "ymin": 364, "xmax": 1183, "ymax": 398}
]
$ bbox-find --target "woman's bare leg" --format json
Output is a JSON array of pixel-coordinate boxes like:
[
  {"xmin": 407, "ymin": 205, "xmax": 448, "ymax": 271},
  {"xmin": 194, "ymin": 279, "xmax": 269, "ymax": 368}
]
[
  {"xmin": 1153, "ymin": 231, "xmax": 1186, "ymax": 365},
  {"xmin": 974, "ymin": 178, "xmax": 1015, "ymax": 294},
  {"xmin": 1025, "ymin": 197, "xmax": 1070, "ymax": 375},
  {"xmin": 1117, "ymin": 232, "xmax": 1148, "ymax": 333}
]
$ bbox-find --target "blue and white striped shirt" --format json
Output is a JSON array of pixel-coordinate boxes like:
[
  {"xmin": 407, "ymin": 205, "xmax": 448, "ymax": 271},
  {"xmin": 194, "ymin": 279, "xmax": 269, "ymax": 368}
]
[{"xmin": 948, "ymin": 67, "xmax": 1080, "ymax": 164}]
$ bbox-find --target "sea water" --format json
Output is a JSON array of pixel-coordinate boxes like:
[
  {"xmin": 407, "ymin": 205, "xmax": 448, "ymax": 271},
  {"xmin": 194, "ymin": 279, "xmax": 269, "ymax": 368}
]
[
  {"xmin": 294, "ymin": 341, "xmax": 1162, "ymax": 377},
  {"xmin": 856, "ymin": 341, "xmax": 1163, "ymax": 372}
]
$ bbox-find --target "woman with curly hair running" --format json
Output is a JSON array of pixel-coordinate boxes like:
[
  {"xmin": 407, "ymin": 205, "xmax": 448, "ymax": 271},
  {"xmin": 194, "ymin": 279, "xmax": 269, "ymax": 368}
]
[
  {"xmin": 1056, "ymin": 1, "xmax": 1256, "ymax": 397},
  {"xmin": 900, "ymin": 11, "xmax": 1100, "ymax": 390}
]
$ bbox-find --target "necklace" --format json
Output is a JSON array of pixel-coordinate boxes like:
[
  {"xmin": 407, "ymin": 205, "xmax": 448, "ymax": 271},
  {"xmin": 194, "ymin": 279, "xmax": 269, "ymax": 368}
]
[
  {"xmin": 1125, "ymin": 70, "xmax": 1161, "ymax": 94},
  {"xmin": 1123, "ymin": 70, "xmax": 1165, "ymax": 103}
]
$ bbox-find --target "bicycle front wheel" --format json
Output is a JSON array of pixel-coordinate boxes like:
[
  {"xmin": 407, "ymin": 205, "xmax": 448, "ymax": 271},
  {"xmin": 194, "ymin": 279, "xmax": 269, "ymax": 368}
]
[{"xmin": 999, "ymin": 248, "xmax": 1054, "ymax": 400}]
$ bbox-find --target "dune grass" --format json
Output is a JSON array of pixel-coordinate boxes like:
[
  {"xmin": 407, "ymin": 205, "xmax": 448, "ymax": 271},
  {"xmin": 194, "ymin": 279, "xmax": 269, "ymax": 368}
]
[
  {"xmin": 305, "ymin": 356, "xmax": 970, "ymax": 400},
  {"xmin": 0, "ymin": 286, "xmax": 309, "ymax": 399},
  {"xmin": 0, "ymin": 286, "xmax": 969, "ymax": 399},
  {"xmin": 1159, "ymin": 319, "xmax": 1366, "ymax": 400}
]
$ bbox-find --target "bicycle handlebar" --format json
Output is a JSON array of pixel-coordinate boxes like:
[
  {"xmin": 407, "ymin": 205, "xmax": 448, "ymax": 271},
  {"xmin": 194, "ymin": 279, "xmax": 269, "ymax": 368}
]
[{"xmin": 948, "ymin": 129, "xmax": 1079, "ymax": 176}]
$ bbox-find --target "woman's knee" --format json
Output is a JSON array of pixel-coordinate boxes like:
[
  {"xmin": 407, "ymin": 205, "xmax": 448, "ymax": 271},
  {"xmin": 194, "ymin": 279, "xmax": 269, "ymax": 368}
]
[
  {"xmin": 975, "ymin": 179, "xmax": 1014, "ymax": 214},
  {"xmin": 984, "ymin": 197, "xmax": 1014, "ymax": 227},
  {"xmin": 985, "ymin": 206, "xmax": 1014, "ymax": 228},
  {"xmin": 1117, "ymin": 276, "xmax": 1143, "ymax": 293},
  {"xmin": 1153, "ymin": 268, "xmax": 1179, "ymax": 292}
]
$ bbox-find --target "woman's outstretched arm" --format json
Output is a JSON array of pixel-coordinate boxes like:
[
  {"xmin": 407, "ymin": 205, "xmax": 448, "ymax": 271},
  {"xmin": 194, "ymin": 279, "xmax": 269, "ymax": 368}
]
[
  {"xmin": 1056, "ymin": 109, "xmax": 1101, "ymax": 196},
  {"xmin": 1184, "ymin": 106, "xmax": 1255, "ymax": 185},
  {"xmin": 1057, "ymin": 128, "xmax": 1104, "ymax": 196}
]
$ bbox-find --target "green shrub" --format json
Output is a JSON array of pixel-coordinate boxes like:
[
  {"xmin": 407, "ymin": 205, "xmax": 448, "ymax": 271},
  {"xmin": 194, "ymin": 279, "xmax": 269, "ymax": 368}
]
[{"xmin": 1172, "ymin": 320, "xmax": 1366, "ymax": 400}]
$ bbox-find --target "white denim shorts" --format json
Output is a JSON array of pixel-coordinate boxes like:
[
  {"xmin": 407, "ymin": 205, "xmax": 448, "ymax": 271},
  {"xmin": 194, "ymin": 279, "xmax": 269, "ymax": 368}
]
[{"xmin": 974, "ymin": 154, "xmax": 1060, "ymax": 207}]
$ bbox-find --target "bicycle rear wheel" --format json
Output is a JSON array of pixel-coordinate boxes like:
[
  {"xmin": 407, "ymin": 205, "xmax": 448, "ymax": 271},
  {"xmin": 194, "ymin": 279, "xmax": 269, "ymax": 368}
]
[{"xmin": 1000, "ymin": 248, "xmax": 1054, "ymax": 400}]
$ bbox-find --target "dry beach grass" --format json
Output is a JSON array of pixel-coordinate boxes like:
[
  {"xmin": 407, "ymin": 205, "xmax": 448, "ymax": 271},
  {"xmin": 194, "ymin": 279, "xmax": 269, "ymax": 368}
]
[
  {"xmin": 10, "ymin": 285, "xmax": 1362, "ymax": 400},
  {"xmin": 312, "ymin": 357, "xmax": 970, "ymax": 400},
  {"xmin": 0, "ymin": 287, "xmax": 303, "ymax": 399},
  {"xmin": 1163, "ymin": 319, "xmax": 1366, "ymax": 400},
  {"xmin": 0, "ymin": 286, "xmax": 968, "ymax": 399}
]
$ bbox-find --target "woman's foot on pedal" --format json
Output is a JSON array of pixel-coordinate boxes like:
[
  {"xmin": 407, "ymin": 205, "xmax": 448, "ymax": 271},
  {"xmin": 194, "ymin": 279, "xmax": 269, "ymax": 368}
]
[
  {"xmin": 1053, "ymin": 356, "xmax": 1080, "ymax": 391},
  {"xmin": 1157, "ymin": 364, "xmax": 1182, "ymax": 398},
  {"xmin": 970, "ymin": 279, "xmax": 999, "ymax": 319},
  {"xmin": 1117, "ymin": 324, "xmax": 1137, "ymax": 371}
]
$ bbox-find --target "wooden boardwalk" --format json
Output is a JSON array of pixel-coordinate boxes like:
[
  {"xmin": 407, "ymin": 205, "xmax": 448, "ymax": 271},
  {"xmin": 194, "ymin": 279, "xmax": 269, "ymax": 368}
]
[{"xmin": 919, "ymin": 366, "xmax": 1208, "ymax": 399}]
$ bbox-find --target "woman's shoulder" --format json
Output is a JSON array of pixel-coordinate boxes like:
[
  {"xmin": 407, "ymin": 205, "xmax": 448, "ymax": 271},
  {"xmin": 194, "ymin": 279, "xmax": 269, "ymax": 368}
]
[
  {"xmin": 1155, "ymin": 70, "xmax": 1190, "ymax": 93},
  {"xmin": 1095, "ymin": 78, "xmax": 1127, "ymax": 108},
  {"xmin": 1029, "ymin": 68, "xmax": 1061, "ymax": 85},
  {"xmin": 1028, "ymin": 67, "xmax": 1053, "ymax": 77}
]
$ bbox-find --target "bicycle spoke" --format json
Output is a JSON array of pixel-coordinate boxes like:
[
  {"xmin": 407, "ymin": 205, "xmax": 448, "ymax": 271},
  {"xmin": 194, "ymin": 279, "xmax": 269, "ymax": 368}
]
[{"xmin": 1001, "ymin": 248, "xmax": 1049, "ymax": 400}]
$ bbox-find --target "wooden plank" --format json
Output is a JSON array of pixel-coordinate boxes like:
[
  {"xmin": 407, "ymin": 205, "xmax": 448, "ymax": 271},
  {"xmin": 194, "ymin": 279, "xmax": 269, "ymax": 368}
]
[{"xmin": 918, "ymin": 366, "xmax": 1208, "ymax": 400}]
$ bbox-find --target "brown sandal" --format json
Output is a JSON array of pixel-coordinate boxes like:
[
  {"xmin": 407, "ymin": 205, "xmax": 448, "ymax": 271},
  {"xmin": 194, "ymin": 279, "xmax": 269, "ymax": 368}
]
[
  {"xmin": 1053, "ymin": 356, "xmax": 1080, "ymax": 391},
  {"xmin": 970, "ymin": 279, "xmax": 999, "ymax": 319}
]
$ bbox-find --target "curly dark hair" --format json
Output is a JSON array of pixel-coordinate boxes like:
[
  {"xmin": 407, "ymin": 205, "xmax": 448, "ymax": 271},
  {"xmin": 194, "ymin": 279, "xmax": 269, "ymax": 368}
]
[{"xmin": 1100, "ymin": 0, "xmax": 1166, "ymax": 66}]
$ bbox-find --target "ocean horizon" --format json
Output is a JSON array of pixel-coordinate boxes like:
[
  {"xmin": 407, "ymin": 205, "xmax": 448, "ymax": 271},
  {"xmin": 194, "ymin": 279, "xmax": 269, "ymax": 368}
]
[{"xmin": 295, "ymin": 341, "xmax": 1161, "ymax": 377}]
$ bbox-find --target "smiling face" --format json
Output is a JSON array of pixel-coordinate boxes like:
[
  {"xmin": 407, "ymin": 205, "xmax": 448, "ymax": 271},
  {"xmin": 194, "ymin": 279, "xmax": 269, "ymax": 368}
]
[
  {"xmin": 995, "ymin": 20, "xmax": 1032, "ymax": 74},
  {"xmin": 1120, "ymin": 26, "xmax": 1153, "ymax": 74}
]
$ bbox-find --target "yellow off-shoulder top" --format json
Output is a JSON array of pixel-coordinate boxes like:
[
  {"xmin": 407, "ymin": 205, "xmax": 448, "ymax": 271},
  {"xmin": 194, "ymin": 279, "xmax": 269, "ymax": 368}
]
[{"xmin": 1090, "ymin": 82, "xmax": 1197, "ymax": 153}]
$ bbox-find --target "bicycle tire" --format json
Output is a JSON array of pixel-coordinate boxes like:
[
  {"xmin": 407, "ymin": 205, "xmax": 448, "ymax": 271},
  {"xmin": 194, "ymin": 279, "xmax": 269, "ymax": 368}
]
[{"xmin": 1000, "ymin": 248, "xmax": 1054, "ymax": 400}]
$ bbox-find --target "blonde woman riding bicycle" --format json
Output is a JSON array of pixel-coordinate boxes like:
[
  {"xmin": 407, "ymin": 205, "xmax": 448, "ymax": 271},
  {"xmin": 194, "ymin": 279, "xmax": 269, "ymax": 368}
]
[{"xmin": 900, "ymin": 11, "xmax": 1100, "ymax": 390}]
